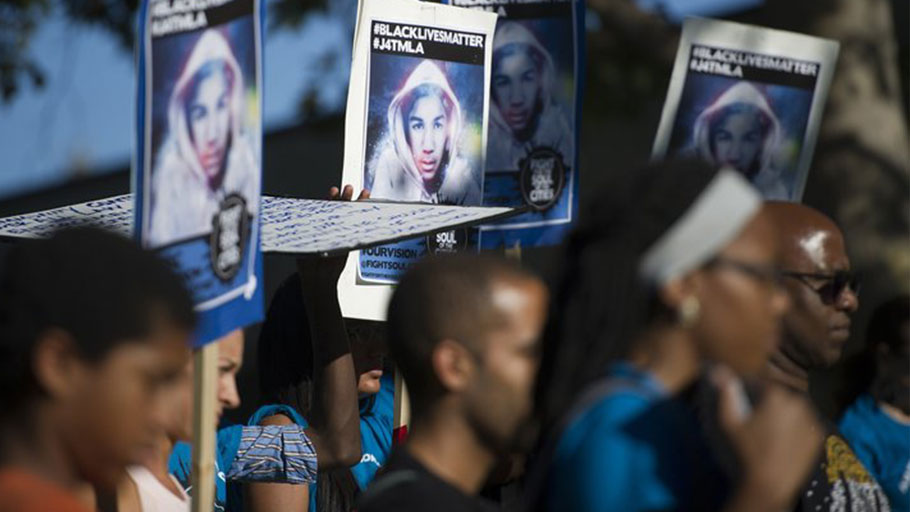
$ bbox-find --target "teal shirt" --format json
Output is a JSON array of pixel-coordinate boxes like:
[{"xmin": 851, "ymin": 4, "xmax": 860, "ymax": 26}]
[
  {"xmin": 244, "ymin": 373, "xmax": 395, "ymax": 511},
  {"xmin": 548, "ymin": 363, "xmax": 730, "ymax": 512},
  {"xmin": 840, "ymin": 393, "xmax": 910, "ymax": 511}
]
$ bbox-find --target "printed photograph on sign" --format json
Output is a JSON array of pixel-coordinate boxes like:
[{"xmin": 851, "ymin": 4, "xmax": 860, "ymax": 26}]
[
  {"xmin": 652, "ymin": 18, "xmax": 839, "ymax": 203},
  {"xmin": 359, "ymin": 19, "xmax": 487, "ymax": 284},
  {"xmin": 147, "ymin": 22, "xmax": 260, "ymax": 249},
  {"xmin": 364, "ymin": 57, "xmax": 485, "ymax": 203},
  {"xmin": 136, "ymin": 0, "xmax": 265, "ymax": 343},
  {"xmin": 485, "ymin": 20, "xmax": 574, "ymax": 213},
  {"xmin": 456, "ymin": 0, "xmax": 582, "ymax": 249},
  {"xmin": 664, "ymin": 46, "xmax": 817, "ymax": 200}
]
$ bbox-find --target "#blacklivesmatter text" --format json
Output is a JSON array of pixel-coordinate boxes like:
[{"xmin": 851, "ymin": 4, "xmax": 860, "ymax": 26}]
[
  {"xmin": 689, "ymin": 45, "xmax": 818, "ymax": 78},
  {"xmin": 150, "ymin": 0, "xmax": 231, "ymax": 37},
  {"xmin": 372, "ymin": 22, "xmax": 484, "ymax": 56}
]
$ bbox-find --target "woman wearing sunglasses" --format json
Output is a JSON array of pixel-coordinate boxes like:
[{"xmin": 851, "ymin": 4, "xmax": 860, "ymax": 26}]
[{"xmin": 531, "ymin": 159, "xmax": 822, "ymax": 512}]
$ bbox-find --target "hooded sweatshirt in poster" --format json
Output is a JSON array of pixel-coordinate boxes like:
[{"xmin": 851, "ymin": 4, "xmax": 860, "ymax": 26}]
[
  {"xmin": 447, "ymin": 0, "xmax": 584, "ymax": 250},
  {"xmin": 652, "ymin": 18, "xmax": 839, "ymax": 201},
  {"xmin": 136, "ymin": 0, "xmax": 264, "ymax": 345},
  {"xmin": 339, "ymin": 0, "xmax": 497, "ymax": 320}
]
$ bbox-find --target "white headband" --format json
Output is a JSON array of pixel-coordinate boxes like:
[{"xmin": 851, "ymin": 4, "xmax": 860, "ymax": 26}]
[{"xmin": 639, "ymin": 169, "xmax": 762, "ymax": 285}]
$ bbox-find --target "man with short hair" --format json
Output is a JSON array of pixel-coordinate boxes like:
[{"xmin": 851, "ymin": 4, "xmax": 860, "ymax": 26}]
[
  {"xmin": 358, "ymin": 254, "xmax": 548, "ymax": 512},
  {"xmin": 0, "ymin": 227, "xmax": 195, "ymax": 512},
  {"xmin": 764, "ymin": 202, "xmax": 890, "ymax": 512}
]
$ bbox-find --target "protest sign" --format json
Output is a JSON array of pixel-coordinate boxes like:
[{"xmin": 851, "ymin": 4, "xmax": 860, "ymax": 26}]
[
  {"xmin": 339, "ymin": 0, "xmax": 498, "ymax": 319},
  {"xmin": 135, "ymin": 0, "xmax": 265, "ymax": 346},
  {"xmin": 447, "ymin": 0, "xmax": 585, "ymax": 250},
  {"xmin": 0, "ymin": 195, "xmax": 518, "ymax": 255},
  {"xmin": 652, "ymin": 18, "xmax": 839, "ymax": 201}
]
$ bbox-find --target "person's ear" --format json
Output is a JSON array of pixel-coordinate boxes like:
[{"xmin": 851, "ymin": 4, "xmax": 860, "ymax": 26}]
[
  {"xmin": 432, "ymin": 339, "xmax": 476, "ymax": 393},
  {"xmin": 659, "ymin": 272, "xmax": 705, "ymax": 310},
  {"xmin": 659, "ymin": 274, "xmax": 704, "ymax": 327},
  {"xmin": 32, "ymin": 328, "xmax": 86, "ymax": 400}
]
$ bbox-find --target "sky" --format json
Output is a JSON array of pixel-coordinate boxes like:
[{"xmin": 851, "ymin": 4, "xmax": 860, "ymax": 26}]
[
  {"xmin": 0, "ymin": 0, "xmax": 757, "ymax": 200},
  {"xmin": 0, "ymin": 0, "xmax": 355, "ymax": 199}
]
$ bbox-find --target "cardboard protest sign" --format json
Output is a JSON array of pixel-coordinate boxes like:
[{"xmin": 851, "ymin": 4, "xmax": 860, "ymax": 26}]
[
  {"xmin": 339, "ymin": 0, "xmax": 498, "ymax": 320},
  {"xmin": 652, "ymin": 18, "xmax": 839, "ymax": 201},
  {"xmin": 447, "ymin": 0, "xmax": 585, "ymax": 250},
  {"xmin": 135, "ymin": 0, "xmax": 265, "ymax": 345},
  {"xmin": 0, "ymin": 195, "xmax": 518, "ymax": 255}
]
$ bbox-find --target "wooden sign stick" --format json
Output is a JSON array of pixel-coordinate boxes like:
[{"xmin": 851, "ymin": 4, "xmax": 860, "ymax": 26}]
[{"xmin": 190, "ymin": 343, "xmax": 218, "ymax": 512}]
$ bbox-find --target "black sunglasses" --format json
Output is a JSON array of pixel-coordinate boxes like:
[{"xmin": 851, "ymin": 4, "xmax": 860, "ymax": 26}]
[{"xmin": 780, "ymin": 270, "xmax": 861, "ymax": 304}]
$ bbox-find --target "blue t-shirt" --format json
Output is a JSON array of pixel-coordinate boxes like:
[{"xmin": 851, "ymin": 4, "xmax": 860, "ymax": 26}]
[
  {"xmin": 169, "ymin": 427, "xmax": 242, "ymax": 512},
  {"xmin": 839, "ymin": 393, "xmax": 910, "ymax": 511},
  {"xmin": 352, "ymin": 373, "xmax": 395, "ymax": 490},
  {"xmin": 245, "ymin": 373, "xmax": 394, "ymax": 511},
  {"xmin": 548, "ymin": 363, "xmax": 730, "ymax": 512}
]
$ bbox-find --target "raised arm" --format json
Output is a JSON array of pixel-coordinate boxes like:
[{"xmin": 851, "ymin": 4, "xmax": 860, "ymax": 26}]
[{"xmin": 299, "ymin": 184, "xmax": 370, "ymax": 469}]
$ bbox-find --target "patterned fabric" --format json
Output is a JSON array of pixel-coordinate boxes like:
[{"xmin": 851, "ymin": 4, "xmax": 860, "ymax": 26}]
[
  {"xmin": 168, "ymin": 423, "xmax": 317, "ymax": 512},
  {"xmin": 228, "ymin": 425, "xmax": 318, "ymax": 484},
  {"xmin": 796, "ymin": 432, "xmax": 891, "ymax": 512}
]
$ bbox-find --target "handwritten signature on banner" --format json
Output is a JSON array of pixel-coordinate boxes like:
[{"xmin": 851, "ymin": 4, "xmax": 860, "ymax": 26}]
[
  {"xmin": 0, "ymin": 195, "xmax": 515, "ymax": 254},
  {"xmin": 0, "ymin": 195, "xmax": 134, "ymax": 238}
]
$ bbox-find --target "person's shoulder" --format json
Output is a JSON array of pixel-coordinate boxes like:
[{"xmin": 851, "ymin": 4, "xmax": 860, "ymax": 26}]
[
  {"xmin": 249, "ymin": 403, "xmax": 309, "ymax": 428},
  {"xmin": 0, "ymin": 469, "xmax": 91, "ymax": 512},
  {"xmin": 553, "ymin": 385, "xmax": 660, "ymax": 471},
  {"xmin": 583, "ymin": 385, "xmax": 659, "ymax": 425},
  {"xmin": 359, "ymin": 471, "xmax": 493, "ymax": 512},
  {"xmin": 839, "ymin": 394, "xmax": 875, "ymax": 427},
  {"xmin": 358, "ymin": 473, "xmax": 440, "ymax": 511}
]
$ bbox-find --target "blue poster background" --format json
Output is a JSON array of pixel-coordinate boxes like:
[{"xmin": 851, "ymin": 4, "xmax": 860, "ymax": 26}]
[{"xmin": 135, "ymin": 0, "xmax": 264, "ymax": 346}]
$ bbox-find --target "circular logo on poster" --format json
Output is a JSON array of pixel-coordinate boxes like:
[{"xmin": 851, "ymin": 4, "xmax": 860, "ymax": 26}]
[
  {"xmin": 426, "ymin": 228, "xmax": 468, "ymax": 255},
  {"xmin": 210, "ymin": 194, "xmax": 251, "ymax": 282},
  {"xmin": 519, "ymin": 148, "xmax": 565, "ymax": 212}
]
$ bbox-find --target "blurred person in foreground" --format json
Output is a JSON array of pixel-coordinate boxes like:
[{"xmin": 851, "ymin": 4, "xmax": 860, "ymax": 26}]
[
  {"xmin": 763, "ymin": 202, "xmax": 890, "ymax": 512},
  {"xmin": 358, "ymin": 254, "xmax": 548, "ymax": 512},
  {"xmin": 0, "ymin": 227, "xmax": 194, "ymax": 512},
  {"xmin": 534, "ymin": 160, "xmax": 821, "ymax": 512}
]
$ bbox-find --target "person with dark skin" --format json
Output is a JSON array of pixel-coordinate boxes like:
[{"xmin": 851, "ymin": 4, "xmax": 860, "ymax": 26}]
[
  {"xmin": 763, "ymin": 201, "xmax": 890, "ymax": 512},
  {"xmin": 535, "ymin": 161, "xmax": 821, "ymax": 512},
  {"xmin": 839, "ymin": 295, "xmax": 910, "ymax": 511},
  {"xmin": 0, "ymin": 227, "xmax": 194, "ymax": 512},
  {"xmin": 242, "ymin": 184, "xmax": 370, "ymax": 512},
  {"xmin": 358, "ymin": 254, "xmax": 548, "ymax": 512}
]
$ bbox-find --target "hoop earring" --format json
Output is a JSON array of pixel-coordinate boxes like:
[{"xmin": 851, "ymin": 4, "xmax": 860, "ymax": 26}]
[{"xmin": 678, "ymin": 296, "xmax": 701, "ymax": 327}]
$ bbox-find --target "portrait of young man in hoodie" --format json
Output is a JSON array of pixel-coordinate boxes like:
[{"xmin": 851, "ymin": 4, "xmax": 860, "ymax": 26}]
[
  {"xmin": 149, "ymin": 28, "xmax": 259, "ymax": 246},
  {"xmin": 690, "ymin": 81, "xmax": 789, "ymax": 200},
  {"xmin": 369, "ymin": 60, "xmax": 481, "ymax": 206},
  {"xmin": 486, "ymin": 22, "xmax": 573, "ymax": 174}
]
